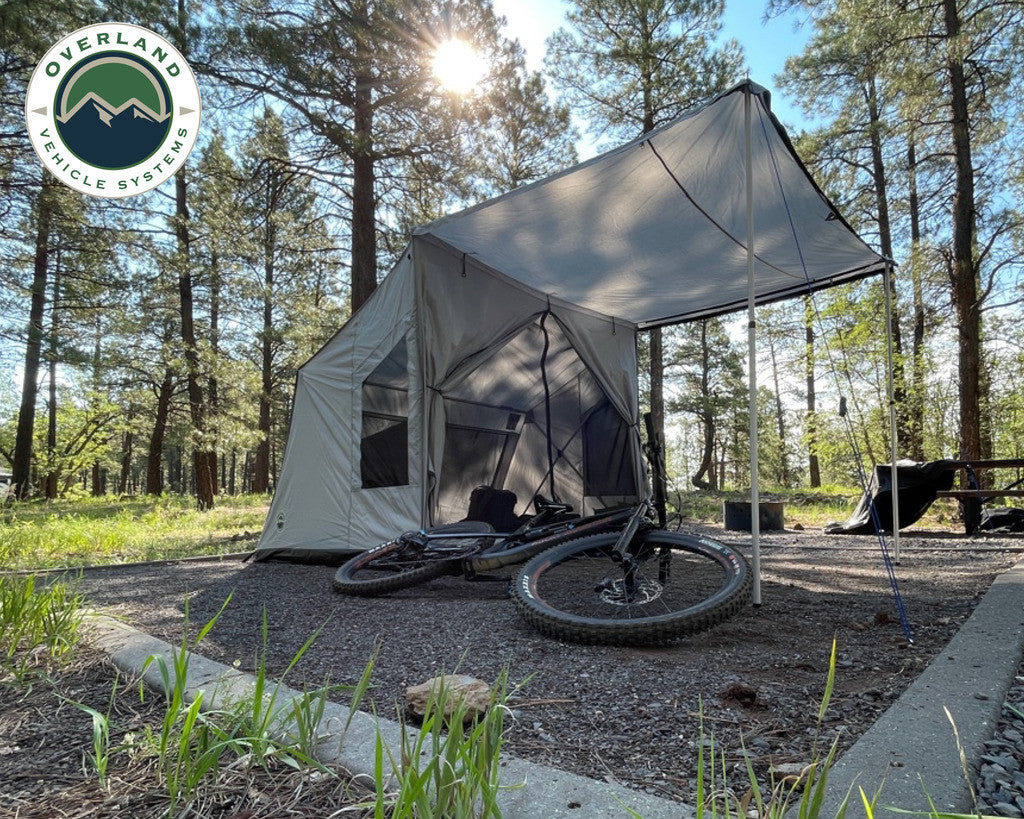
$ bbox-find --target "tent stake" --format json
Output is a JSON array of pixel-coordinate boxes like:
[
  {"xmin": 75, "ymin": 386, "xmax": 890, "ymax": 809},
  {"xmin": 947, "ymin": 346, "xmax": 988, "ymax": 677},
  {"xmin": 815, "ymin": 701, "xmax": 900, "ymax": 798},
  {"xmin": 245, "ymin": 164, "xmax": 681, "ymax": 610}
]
[
  {"xmin": 745, "ymin": 85, "xmax": 761, "ymax": 606},
  {"xmin": 883, "ymin": 264, "xmax": 901, "ymax": 562}
]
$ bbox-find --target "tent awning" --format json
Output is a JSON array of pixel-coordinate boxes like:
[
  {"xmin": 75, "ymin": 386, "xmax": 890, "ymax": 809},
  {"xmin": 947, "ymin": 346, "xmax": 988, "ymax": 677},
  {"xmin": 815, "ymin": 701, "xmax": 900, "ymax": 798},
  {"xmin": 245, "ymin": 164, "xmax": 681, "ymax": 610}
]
[{"xmin": 416, "ymin": 81, "xmax": 888, "ymax": 328}]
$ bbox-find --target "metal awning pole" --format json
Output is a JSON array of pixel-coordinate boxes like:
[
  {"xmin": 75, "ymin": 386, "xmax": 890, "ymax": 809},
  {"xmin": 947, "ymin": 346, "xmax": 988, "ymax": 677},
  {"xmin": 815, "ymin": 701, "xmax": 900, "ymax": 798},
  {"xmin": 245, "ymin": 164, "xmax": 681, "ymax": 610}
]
[
  {"xmin": 883, "ymin": 264, "xmax": 901, "ymax": 562},
  {"xmin": 745, "ymin": 85, "xmax": 761, "ymax": 605}
]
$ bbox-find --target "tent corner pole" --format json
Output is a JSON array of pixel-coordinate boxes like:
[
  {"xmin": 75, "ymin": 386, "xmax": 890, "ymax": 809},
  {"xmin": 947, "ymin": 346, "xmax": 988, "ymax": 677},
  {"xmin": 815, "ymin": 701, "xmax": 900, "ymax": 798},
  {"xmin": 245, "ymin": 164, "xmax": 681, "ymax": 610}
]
[
  {"xmin": 744, "ymin": 85, "xmax": 761, "ymax": 607},
  {"xmin": 883, "ymin": 264, "xmax": 901, "ymax": 562}
]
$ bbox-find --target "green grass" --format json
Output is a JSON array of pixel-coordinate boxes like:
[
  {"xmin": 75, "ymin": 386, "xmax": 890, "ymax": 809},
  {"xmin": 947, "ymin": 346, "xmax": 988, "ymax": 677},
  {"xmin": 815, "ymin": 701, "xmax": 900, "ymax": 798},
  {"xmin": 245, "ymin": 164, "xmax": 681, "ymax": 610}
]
[
  {"xmin": 0, "ymin": 494, "xmax": 269, "ymax": 570},
  {"xmin": 671, "ymin": 488, "xmax": 859, "ymax": 529},
  {"xmin": 373, "ymin": 669, "xmax": 518, "ymax": 819},
  {"xmin": 0, "ymin": 573, "xmax": 85, "ymax": 681}
]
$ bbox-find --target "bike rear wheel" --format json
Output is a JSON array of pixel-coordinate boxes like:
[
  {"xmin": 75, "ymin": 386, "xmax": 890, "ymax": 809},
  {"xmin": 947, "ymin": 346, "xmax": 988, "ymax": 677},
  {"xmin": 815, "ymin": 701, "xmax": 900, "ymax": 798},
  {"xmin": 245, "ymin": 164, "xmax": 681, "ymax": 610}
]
[
  {"xmin": 512, "ymin": 530, "xmax": 751, "ymax": 645},
  {"xmin": 333, "ymin": 522, "xmax": 494, "ymax": 595},
  {"xmin": 333, "ymin": 537, "xmax": 451, "ymax": 595}
]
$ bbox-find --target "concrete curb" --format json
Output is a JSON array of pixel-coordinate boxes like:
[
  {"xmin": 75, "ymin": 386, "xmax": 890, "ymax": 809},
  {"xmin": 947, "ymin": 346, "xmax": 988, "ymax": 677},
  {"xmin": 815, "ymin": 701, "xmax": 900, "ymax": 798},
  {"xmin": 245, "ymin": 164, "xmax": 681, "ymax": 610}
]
[
  {"xmin": 85, "ymin": 615, "xmax": 689, "ymax": 819},
  {"xmin": 0, "ymin": 551, "xmax": 253, "ymax": 577},
  {"xmin": 822, "ymin": 552, "xmax": 1024, "ymax": 816}
]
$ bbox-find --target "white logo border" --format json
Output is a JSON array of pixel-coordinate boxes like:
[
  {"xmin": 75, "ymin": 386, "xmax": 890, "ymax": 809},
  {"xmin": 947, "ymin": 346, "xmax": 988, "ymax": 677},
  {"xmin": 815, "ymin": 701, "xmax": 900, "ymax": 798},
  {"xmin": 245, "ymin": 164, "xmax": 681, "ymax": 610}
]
[{"xmin": 25, "ymin": 22, "xmax": 202, "ymax": 199}]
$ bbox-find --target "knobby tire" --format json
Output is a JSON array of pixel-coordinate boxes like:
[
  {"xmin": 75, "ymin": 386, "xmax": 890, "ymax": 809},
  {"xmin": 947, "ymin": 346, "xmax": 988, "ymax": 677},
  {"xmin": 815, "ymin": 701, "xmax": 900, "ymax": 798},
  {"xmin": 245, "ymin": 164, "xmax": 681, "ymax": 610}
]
[
  {"xmin": 512, "ymin": 529, "xmax": 751, "ymax": 645},
  {"xmin": 333, "ymin": 537, "xmax": 453, "ymax": 596}
]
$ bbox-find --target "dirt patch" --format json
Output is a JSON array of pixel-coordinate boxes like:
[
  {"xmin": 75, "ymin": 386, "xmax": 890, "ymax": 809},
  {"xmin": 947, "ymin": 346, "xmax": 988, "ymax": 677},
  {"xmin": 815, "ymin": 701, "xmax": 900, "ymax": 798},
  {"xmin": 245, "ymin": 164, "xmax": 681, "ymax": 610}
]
[
  {"xmin": 69, "ymin": 527, "xmax": 1023, "ymax": 805},
  {"xmin": 0, "ymin": 650, "xmax": 368, "ymax": 818}
]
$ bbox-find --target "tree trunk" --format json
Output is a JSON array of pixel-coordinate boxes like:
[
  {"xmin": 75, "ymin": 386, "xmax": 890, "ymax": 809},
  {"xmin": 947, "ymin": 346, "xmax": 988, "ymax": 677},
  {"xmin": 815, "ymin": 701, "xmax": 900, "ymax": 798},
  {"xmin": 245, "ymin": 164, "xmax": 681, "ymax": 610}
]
[
  {"xmin": 146, "ymin": 369, "xmax": 173, "ymax": 495},
  {"xmin": 119, "ymin": 425, "xmax": 134, "ymax": 495},
  {"xmin": 350, "ymin": 2, "xmax": 376, "ymax": 311},
  {"xmin": 691, "ymin": 321, "xmax": 714, "ymax": 490},
  {"xmin": 907, "ymin": 137, "xmax": 927, "ymax": 461},
  {"xmin": 253, "ymin": 216, "xmax": 275, "ymax": 493},
  {"xmin": 209, "ymin": 250, "xmax": 220, "ymax": 481},
  {"xmin": 649, "ymin": 327, "xmax": 664, "ymax": 459},
  {"xmin": 90, "ymin": 315, "xmax": 104, "ymax": 497},
  {"xmin": 640, "ymin": 81, "xmax": 666, "ymax": 492},
  {"xmin": 864, "ymin": 73, "xmax": 908, "ymax": 455},
  {"xmin": 45, "ymin": 253, "xmax": 60, "ymax": 499},
  {"xmin": 13, "ymin": 174, "xmax": 54, "ymax": 500},
  {"xmin": 175, "ymin": 169, "xmax": 216, "ymax": 508},
  {"xmin": 174, "ymin": 0, "xmax": 216, "ymax": 509},
  {"xmin": 943, "ymin": 0, "xmax": 983, "ymax": 467},
  {"xmin": 804, "ymin": 297, "xmax": 820, "ymax": 488},
  {"xmin": 767, "ymin": 330, "xmax": 790, "ymax": 487}
]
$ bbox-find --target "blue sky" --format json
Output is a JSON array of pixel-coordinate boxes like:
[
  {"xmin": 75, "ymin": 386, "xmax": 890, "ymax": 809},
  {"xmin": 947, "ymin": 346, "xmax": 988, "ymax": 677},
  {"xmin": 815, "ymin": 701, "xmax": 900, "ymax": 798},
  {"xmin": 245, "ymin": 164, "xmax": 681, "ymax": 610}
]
[{"xmin": 492, "ymin": 0, "xmax": 813, "ymax": 138}]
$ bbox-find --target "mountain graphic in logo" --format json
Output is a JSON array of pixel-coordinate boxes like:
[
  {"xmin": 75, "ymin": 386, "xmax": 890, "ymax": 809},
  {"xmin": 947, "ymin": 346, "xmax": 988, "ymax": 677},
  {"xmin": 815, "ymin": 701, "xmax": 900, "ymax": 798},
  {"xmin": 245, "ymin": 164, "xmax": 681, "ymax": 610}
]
[{"xmin": 54, "ymin": 52, "xmax": 172, "ymax": 170}]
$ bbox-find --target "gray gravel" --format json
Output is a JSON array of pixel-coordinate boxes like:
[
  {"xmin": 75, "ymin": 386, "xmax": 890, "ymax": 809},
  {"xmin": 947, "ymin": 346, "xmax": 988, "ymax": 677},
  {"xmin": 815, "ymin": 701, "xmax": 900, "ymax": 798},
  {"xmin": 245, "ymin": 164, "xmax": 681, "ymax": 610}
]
[
  {"xmin": 68, "ymin": 526, "xmax": 1023, "ymax": 805},
  {"xmin": 976, "ymin": 665, "xmax": 1024, "ymax": 816}
]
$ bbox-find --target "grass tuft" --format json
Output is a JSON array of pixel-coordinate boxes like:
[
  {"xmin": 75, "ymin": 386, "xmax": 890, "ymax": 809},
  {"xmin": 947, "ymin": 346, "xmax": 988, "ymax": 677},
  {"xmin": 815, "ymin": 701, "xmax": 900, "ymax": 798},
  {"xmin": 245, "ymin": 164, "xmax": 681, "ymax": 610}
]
[
  {"xmin": 0, "ymin": 573, "xmax": 84, "ymax": 680},
  {"xmin": 371, "ymin": 667, "xmax": 521, "ymax": 819}
]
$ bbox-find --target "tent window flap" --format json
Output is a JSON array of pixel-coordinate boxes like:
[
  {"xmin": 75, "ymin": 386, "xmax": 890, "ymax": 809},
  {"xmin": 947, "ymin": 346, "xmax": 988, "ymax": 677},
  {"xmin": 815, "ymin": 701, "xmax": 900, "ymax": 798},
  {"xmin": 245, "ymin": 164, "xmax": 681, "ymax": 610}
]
[{"xmin": 360, "ymin": 337, "xmax": 409, "ymax": 488}]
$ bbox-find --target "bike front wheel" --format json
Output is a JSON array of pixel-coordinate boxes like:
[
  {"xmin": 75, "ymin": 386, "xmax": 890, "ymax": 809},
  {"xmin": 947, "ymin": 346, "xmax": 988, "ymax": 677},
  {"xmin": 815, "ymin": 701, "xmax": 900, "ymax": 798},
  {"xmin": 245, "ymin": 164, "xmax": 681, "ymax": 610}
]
[{"xmin": 512, "ymin": 530, "xmax": 751, "ymax": 645}]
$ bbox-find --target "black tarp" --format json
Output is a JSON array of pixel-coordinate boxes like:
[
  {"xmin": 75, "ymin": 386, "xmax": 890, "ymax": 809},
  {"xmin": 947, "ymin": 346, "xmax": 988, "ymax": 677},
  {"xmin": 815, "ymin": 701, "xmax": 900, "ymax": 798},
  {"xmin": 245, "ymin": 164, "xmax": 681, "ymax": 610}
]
[
  {"xmin": 824, "ymin": 460, "xmax": 957, "ymax": 534},
  {"xmin": 979, "ymin": 506, "xmax": 1024, "ymax": 533}
]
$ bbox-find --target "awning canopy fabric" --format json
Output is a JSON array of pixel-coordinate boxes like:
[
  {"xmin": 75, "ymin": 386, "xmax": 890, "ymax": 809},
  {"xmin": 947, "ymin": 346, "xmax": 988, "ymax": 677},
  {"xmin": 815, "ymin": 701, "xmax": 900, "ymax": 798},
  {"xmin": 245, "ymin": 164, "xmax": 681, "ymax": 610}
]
[{"xmin": 416, "ymin": 81, "xmax": 888, "ymax": 329}]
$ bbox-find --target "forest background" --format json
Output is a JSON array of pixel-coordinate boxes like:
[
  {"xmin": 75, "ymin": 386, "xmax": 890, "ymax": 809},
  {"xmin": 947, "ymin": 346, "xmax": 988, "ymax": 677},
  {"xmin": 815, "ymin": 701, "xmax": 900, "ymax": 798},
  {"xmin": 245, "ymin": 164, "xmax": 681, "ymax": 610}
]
[{"xmin": 1, "ymin": 0, "xmax": 1022, "ymax": 511}]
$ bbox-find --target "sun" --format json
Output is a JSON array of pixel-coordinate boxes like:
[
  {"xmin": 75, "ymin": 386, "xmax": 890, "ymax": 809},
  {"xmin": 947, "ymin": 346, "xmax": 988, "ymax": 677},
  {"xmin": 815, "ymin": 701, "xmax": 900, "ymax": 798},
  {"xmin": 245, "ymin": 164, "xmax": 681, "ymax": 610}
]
[{"xmin": 432, "ymin": 38, "xmax": 487, "ymax": 95}]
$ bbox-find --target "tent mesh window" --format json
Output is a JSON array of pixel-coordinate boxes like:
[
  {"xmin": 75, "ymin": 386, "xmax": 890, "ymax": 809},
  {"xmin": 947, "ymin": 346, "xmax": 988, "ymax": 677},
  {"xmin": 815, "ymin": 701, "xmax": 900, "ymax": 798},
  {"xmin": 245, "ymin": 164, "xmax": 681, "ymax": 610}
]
[{"xmin": 360, "ymin": 337, "xmax": 409, "ymax": 488}]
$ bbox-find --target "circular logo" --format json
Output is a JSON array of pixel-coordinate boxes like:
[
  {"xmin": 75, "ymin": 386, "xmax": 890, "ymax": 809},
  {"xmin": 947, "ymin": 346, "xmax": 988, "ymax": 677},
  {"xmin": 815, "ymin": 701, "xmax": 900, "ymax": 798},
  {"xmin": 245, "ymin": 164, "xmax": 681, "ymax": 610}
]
[{"xmin": 25, "ymin": 23, "xmax": 201, "ymax": 198}]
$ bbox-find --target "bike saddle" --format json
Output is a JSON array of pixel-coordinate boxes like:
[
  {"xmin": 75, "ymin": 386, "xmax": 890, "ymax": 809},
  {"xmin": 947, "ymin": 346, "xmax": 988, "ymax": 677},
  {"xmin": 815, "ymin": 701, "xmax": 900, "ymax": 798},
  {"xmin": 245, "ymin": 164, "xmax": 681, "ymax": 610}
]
[{"xmin": 533, "ymin": 495, "xmax": 573, "ymax": 515}]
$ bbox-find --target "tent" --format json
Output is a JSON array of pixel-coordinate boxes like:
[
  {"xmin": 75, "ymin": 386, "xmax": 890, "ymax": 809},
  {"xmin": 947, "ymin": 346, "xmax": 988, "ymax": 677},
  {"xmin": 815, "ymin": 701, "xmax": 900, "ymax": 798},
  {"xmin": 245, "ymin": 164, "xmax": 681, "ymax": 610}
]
[{"xmin": 254, "ymin": 81, "xmax": 890, "ymax": 569}]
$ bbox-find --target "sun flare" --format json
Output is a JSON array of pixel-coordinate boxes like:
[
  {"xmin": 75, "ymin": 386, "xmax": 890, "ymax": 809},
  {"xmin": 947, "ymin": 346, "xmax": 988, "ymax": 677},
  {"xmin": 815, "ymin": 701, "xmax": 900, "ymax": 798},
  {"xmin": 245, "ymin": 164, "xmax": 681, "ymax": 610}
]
[{"xmin": 432, "ymin": 38, "xmax": 486, "ymax": 95}]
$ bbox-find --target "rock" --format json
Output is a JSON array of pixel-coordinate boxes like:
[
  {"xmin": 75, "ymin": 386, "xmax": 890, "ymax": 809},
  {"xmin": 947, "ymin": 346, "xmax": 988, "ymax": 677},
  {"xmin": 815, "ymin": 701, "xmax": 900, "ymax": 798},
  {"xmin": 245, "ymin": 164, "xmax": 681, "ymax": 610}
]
[
  {"xmin": 983, "ymin": 754, "xmax": 1019, "ymax": 772},
  {"xmin": 771, "ymin": 762, "xmax": 810, "ymax": 778},
  {"xmin": 992, "ymin": 803, "xmax": 1021, "ymax": 818},
  {"xmin": 405, "ymin": 674, "xmax": 491, "ymax": 722},
  {"xmin": 719, "ymin": 683, "xmax": 758, "ymax": 707}
]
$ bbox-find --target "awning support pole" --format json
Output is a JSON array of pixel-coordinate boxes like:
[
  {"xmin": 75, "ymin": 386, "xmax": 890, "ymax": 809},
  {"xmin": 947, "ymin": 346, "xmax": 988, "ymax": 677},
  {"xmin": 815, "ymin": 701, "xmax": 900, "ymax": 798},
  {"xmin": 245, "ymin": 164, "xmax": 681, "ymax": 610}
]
[
  {"xmin": 745, "ymin": 85, "xmax": 761, "ymax": 606},
  {"xmin": 883, "ymin": 264, "xmax": 901, "ymax": 562}
]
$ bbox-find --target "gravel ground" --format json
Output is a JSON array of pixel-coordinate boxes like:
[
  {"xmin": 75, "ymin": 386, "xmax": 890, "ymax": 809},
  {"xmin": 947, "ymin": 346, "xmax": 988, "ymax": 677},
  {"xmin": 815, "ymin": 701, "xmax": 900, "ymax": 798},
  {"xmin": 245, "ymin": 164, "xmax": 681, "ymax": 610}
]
[
  {"xmin": 69, "ymin": 525, "xmax": 1023, "ymax": 806},
  {"xmin": 976, "ymin": 659, "xmax": 1024, "ymax": 816}
]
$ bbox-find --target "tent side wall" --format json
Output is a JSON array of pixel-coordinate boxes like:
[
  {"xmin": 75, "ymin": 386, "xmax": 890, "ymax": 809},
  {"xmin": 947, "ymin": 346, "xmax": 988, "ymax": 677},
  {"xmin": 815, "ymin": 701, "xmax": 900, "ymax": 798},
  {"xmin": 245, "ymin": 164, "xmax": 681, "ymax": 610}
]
[{"xmin": 254, "ymin": 257, "xmax": 422, "ymax": 561}]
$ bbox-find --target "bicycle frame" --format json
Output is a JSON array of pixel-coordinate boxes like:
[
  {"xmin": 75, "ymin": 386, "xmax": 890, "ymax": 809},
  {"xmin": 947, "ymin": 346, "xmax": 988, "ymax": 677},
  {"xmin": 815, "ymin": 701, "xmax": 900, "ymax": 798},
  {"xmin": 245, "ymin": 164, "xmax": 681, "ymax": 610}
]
[{"xmin": 402, "ymin": 503, "xmax": 637, "ymax": 558}]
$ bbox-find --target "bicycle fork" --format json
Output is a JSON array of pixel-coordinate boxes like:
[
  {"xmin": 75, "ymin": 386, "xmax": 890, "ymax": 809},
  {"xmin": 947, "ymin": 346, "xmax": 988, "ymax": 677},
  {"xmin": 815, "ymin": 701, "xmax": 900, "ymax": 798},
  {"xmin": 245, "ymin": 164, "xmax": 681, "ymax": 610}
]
[{"xmin": 600, "ymin": 501, "xmax": 657, "ymax": 599}]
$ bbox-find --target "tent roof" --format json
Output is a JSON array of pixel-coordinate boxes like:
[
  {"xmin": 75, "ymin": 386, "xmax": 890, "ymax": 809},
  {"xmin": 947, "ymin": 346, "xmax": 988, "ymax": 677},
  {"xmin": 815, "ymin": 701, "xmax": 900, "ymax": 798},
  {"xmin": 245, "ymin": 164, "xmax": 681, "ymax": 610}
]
[{"xmin": 416, "ymin": 81, "xmax": 888, "ymax": 329}]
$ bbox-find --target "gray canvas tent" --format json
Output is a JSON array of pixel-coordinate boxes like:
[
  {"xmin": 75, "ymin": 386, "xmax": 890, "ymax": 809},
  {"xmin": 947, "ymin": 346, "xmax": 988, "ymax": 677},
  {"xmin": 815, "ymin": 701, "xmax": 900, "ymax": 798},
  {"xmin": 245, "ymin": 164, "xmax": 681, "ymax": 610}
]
[{"xmin": 254, "ymin": 81, "xmax": 889, "ymax": 565}]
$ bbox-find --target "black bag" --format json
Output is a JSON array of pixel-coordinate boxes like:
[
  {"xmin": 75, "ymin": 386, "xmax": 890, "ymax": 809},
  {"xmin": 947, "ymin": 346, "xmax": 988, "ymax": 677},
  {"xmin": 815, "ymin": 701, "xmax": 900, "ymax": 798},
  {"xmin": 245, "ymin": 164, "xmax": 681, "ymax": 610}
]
[{"xmin": 464, "ymin": 486, "xmax": 519, "ymax": 532}]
